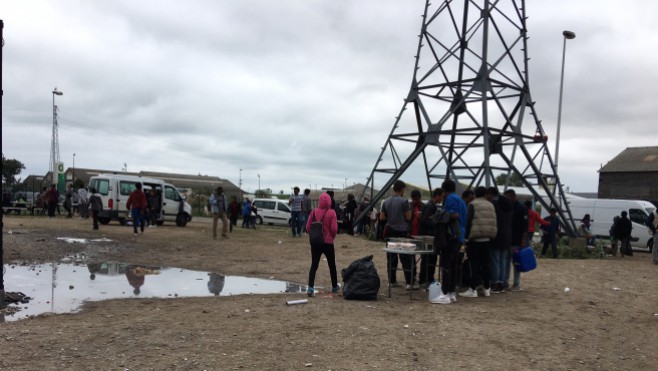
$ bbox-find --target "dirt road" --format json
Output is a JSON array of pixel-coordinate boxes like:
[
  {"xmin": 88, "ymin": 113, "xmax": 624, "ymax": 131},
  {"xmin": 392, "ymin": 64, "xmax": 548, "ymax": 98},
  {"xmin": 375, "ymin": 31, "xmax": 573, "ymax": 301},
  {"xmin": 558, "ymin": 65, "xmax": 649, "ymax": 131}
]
[{"xmin": 1, "ymin": 216, "xmax": 657, "ymax": 370}]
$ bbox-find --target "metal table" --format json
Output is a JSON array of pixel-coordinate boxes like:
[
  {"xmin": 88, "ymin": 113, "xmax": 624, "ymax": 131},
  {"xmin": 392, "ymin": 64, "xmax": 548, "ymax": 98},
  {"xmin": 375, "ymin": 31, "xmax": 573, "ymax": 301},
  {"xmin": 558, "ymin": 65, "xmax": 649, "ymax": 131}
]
[{"xmin": 383, "ymin": 240, "xmax": 436, "ymax": 300}]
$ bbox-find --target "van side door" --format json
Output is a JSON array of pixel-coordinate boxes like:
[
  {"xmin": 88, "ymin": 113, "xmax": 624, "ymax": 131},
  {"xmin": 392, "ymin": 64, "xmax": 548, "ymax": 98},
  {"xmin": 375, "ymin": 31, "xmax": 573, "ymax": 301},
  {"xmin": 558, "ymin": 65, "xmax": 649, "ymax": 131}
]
[
  {"xmin": 118, "ymin": 181, "xmax": 138, "ymax": 219},
  {"xmin": 162, "ymin": 185, "xmax": 181, "ymax": 221}
]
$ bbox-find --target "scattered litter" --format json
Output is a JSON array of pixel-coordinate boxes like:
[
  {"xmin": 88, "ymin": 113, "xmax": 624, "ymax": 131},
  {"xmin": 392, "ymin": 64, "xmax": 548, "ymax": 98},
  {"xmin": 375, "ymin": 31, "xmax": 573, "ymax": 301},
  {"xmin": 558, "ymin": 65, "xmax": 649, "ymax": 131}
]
[
  {"xmin": 244, "ymin": 309, "xmax": 251, "ymax": 313},
  {"xmin": 304, "ymin": 363, "xmax": 312, "ymax": 367},
  {"xmin": 90, "ymin": 238, "xmax": 113, "ymax": 242},
  {"xmin": 654, "ymin": 313, "xmax": 658, "ymax": 317},
  {"xmin": 277, "ymin": 241, "xmax": 283, "ymax": 244},
  {"xmin": 403, "ymin": 324, "xmax": 409, "ymax": 328},
  {"xmin": 286, "ymin": 299, "xmax": 308, "ymax": 305},
  {"xmin": 564, "ymin": 287, "xmax": 571, "ymax": 293},
  {"xmin": 57, "ymin": 237, "xmax": 88, "ymax": 244},
  {"xmin": 612, "ymin": 287, "xmax": 621, "ymax": 291}
]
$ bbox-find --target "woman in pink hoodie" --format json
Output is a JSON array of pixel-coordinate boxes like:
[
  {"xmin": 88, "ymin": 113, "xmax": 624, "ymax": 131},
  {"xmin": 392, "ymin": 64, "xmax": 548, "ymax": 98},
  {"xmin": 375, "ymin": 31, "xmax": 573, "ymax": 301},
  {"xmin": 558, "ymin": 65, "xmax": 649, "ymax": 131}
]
[{"xmin": 305, "ymin": 192, "xmax": 339, "ymax": 296}]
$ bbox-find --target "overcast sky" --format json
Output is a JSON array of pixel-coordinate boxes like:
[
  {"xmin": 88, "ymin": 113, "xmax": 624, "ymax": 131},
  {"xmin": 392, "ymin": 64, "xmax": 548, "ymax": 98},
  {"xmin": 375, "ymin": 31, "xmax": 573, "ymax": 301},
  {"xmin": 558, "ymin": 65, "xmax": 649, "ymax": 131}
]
[{"xmin": 2, "ymin": 0, "xmax": 657, "ymax": 194}]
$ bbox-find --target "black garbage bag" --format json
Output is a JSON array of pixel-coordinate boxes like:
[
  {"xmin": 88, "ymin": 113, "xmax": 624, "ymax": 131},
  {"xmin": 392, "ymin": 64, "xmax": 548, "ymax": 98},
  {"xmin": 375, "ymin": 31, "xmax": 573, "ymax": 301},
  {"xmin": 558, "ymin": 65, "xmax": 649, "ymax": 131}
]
[{"xmin": 341, "ymin": 255, "xmax": 380, "ymax": 301}]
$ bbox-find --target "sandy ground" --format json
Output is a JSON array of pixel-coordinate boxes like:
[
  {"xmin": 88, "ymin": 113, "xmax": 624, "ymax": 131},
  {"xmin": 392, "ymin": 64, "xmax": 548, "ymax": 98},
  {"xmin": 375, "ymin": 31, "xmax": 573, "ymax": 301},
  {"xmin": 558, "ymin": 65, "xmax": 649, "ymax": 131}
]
[{"xmin": 1, "ymin": 215, "xmax": 657, "ymax": 370}]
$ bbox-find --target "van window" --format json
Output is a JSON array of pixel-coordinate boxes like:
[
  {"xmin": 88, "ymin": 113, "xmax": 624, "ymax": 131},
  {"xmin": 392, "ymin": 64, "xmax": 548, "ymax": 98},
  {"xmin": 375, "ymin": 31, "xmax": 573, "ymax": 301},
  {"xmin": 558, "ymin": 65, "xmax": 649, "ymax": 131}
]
[
  {"xmin": 90, "ymin": 179, "xmax": 109, "ymax": 196},
  {"xmin": 629, "ymin": 208, "xmax": 648, "ymax": 224},
  {"xmin": 164, "ymin": 186, "xmax": 180, "ymax": 201},
  {"xmin": 254, "ymin": 201, "xmax": 275, "ymax": 210},
  {"xmin": 277, "ymin": 203, "xmax": 291, "ymax": 212},
  {"xmin": 119, "ymin": 181, "xmax": 138, "ymax": 196}
]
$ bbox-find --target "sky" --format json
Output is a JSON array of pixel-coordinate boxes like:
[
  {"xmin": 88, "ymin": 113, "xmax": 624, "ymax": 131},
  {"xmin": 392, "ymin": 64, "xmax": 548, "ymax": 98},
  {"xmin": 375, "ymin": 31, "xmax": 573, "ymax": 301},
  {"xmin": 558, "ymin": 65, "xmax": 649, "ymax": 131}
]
[{"xmin": 2, "ymin": 0, "xmax": 658, "ymax": 194}]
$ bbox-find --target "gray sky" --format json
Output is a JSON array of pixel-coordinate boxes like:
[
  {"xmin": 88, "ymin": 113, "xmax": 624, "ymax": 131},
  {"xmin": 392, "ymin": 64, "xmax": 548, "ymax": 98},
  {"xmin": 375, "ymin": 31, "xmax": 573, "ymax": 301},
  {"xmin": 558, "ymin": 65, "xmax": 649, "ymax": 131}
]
[{"xmin": 2, "ymin": 0, "xmax": 657, "ymax": 194}]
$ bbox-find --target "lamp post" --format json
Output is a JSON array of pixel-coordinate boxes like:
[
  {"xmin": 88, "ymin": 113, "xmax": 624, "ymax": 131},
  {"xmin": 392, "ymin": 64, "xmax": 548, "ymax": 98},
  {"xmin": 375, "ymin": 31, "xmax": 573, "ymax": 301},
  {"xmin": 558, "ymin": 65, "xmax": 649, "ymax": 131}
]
[
  {"xmin": 239, "ymin": 169, "xmax": 243, "ymax": 201},
  {"xmin": 51, "ymin": 88, "xmax": 63, "ymax": 182},
  {"xmin": 257, "ymin": 174, "xmax": 260, "ymax": 193},
  {"xmin": 72, "ymin": 153, "xmax": 76, "ymax": 184},
  {"xmin": 555, "ymin": 30, "xmax": 576, "ymax": 178}
]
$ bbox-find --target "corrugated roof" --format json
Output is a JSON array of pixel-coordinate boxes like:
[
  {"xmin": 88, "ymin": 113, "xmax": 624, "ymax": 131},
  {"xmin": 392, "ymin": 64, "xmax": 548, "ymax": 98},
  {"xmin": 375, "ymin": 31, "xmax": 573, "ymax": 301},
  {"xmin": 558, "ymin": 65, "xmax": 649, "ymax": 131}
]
[{"xmin": 598, "ymin": 146, "xmax": 658, "ymax": 173}]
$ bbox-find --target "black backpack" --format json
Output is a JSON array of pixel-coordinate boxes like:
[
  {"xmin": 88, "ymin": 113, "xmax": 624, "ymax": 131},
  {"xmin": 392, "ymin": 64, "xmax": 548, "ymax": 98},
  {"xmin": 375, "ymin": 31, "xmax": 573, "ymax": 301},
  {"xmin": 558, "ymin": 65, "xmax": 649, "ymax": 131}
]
[{"xmin": 309, "ymin": 210, "xmax": 326, "ymax": 246}]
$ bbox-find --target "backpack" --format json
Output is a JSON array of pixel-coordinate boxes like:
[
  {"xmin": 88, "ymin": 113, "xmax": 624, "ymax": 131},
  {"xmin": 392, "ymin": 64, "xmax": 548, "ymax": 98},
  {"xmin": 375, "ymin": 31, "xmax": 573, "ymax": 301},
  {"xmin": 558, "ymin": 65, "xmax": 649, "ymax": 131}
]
[{"xmin": 309, "ymin": 210, "xmax": 326, "ymax": 246}]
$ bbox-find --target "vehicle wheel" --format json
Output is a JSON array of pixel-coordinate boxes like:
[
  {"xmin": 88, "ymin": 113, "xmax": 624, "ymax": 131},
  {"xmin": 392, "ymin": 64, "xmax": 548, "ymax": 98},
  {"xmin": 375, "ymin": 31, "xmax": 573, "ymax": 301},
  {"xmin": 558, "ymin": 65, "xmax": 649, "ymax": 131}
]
[
  {"xmin": 649, "ymin": 238, "xmax": 654, "ymax": 252},
  {"xmin": 257, "ymin": 215, "xmax": 263, "ymax": 225},
  {"xmin": 176, "ymin": 213, "xmax": 188, "ymax": 227},
  {"xmin": 118, "ymin": 218, "xmax": 126, "ymax": 226},
  {"xmin": 98, "ymin": 218, "xmax": 111, "ymax": 225}
]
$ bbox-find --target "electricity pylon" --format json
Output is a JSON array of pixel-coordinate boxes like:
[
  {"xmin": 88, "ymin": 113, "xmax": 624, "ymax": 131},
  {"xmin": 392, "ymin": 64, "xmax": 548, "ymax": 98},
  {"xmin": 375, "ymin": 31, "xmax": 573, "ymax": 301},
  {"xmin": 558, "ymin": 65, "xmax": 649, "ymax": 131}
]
[{"xmin": 360, "ymin": 0, "xmax": 577, "ymax": 236}]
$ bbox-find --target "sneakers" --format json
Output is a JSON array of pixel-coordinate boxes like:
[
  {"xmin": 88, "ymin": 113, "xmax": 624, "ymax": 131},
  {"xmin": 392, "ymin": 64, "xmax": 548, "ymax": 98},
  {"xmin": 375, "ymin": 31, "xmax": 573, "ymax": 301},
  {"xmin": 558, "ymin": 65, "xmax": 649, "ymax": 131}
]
[
  {"xmin": 459, "ymin": 288, "xmax": 478, "ymax": 298},
  {"xmin": 448, "ymin": 292, "xmax": 457, "ymax": 303},
  {"xmin": 331, "ymin": 286, "xmax": 340, "ymax": 294},
  {"xmin": 430, "ymin": 294, "xmax": 451, "ymax": 304},
  {"xmin": 307, "ymin": 287, "xmax": 314, "ymax": 297},
  {"xmin": 133, "ymin": 233, "xmax": 138, "ymax": 237},
  {"xmin": 405, "ymin": 284, "xmax": 412, "ymax": 290},
  {"xmin": 511, "ymin": 285, "xmax": 523, "ymax": 291},
  {"xmin": 483, "ymin": 288, "xmax": 491, "ymax": 297}
]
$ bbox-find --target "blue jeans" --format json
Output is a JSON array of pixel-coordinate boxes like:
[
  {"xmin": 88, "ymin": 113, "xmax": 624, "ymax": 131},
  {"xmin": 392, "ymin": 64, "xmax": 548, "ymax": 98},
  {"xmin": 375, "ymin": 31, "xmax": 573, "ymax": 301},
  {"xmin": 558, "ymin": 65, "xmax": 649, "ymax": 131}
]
[
  {"xmin": 131, "ymin": 208, "xmax": 145, "ymax": 234},
  {"xmin": 301, "ymin": 213, "xmax": 309, "ymax": 234},
  {"xmin": 291, "ymin": 211, "xmax": 302, "ymax": 236},
  {"xmin": 489, "ymin": 248, "xmax": 510, "ymax": 285}
]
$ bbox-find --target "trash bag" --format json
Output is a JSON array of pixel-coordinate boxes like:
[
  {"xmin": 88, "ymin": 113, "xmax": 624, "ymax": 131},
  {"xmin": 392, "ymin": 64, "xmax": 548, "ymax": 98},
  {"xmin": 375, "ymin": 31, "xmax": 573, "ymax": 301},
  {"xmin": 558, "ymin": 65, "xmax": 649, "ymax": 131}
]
[{"xmin": 341, "ymin": 255, "xmax": 380, "ymax": 301}]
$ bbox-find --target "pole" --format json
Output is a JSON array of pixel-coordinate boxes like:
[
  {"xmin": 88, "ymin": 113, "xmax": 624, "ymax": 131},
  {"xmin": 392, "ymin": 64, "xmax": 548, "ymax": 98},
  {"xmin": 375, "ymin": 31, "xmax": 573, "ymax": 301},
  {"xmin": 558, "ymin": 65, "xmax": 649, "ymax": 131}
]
[
  {"xmin": 1, "ymin": 19, "xmax": 5, "ymax": 309},
  {"xmin": 555, "ymin": 30, "xmax": 575, "ymax": 180}
]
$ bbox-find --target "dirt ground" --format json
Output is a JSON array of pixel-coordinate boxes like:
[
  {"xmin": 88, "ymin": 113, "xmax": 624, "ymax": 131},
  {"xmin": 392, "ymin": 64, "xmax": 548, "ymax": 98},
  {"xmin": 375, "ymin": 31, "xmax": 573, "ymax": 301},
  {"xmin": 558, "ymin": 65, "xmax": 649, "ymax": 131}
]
[{"xmin": 1, "ymin": 215, "xmax": 657, "ymax": 370}]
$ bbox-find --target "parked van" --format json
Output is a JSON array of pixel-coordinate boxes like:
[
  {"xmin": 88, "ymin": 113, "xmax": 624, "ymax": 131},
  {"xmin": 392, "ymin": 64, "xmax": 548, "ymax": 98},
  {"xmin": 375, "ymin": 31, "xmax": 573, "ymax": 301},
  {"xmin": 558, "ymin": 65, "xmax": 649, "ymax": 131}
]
[
  {"xmin": 564, "ymin": 198, "xmax": 656, "ymax": 251},
  {"xmin": 88, "ymin": 173, "xmax": 193, "ymax": 227},
  {"xmin": 251, "ymin": 198, "xmax": 291, "ymax": 226}
]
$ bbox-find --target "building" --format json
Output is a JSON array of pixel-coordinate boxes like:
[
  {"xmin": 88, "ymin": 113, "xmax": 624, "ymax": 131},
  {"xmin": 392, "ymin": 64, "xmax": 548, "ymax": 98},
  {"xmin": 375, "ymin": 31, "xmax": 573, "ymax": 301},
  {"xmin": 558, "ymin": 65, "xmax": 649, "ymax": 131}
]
[{"xmin": 598, "ymin": 146, "xmax": 658, "ymax": 206}]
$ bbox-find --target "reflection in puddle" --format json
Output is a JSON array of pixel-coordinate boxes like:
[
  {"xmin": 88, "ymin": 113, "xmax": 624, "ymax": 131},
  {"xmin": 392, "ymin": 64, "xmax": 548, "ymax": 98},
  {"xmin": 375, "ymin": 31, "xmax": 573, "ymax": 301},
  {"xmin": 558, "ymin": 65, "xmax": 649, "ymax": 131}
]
[
  {"xmin": 2, "ymin": 261, "xmax": 306, "ymax": 322},
  {"xmin": 56, "ymin": 237, "xmax": 114, "ymax": 244}
]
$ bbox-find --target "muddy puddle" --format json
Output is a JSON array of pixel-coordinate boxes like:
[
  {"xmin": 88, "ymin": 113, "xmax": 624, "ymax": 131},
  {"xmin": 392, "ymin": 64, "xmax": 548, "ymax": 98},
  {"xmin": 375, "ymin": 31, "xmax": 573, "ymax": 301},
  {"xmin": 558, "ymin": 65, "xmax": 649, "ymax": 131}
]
[{"xmin": 2, "ymin": 261, "xmax": 306, "ymax": 322}]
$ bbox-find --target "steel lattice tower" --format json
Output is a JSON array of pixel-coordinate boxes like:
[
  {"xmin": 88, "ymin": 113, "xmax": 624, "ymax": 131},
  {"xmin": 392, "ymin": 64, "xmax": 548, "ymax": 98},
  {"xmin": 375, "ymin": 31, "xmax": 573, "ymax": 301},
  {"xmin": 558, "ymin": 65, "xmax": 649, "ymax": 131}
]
[{"xmin": 361, "ymin": 0, "xmax": 577, "ymax": 236}]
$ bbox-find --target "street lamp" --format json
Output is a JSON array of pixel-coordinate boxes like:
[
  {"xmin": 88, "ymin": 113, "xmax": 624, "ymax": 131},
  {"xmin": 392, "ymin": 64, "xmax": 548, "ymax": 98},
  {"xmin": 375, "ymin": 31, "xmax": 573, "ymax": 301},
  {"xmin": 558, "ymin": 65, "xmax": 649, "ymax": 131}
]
[
  {"xmin": 72, "ymin": 153, "xmax": 76, "ymax": 184},
  {"xmin": 258, "ymin": 174, "xmax": 260, "ymax": 193},
  {"xmin": 51, "ymin": 88, "xmax": 63, "ymax": 183},
  {"xmin": 239, "ymin": 169, "xmax": 243, "ymax": 201},
  {"xmin": 554, "ymin": 30, "xmax": 576, "ymax": 178}
]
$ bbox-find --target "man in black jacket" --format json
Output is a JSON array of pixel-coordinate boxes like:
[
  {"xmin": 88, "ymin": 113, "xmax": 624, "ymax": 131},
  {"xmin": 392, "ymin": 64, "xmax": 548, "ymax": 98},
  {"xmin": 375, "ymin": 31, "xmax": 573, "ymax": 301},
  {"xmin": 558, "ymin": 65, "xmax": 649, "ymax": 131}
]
[
  {"xmin": 616, "ymin": 211, "xmax": 633, "ymax": 257},
  {"xmin": 418, "ymin": 188, "xmax": 444, "ymax": 288}
]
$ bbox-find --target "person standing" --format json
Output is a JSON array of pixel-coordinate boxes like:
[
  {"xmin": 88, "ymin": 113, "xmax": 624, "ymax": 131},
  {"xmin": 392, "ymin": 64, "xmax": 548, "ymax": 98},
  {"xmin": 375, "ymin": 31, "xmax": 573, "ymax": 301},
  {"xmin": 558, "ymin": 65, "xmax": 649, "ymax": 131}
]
[
  {"xmin": 616, "ymin": 211, "xmax": 633, "ymax": 257},
  {"xmin": 88, "ymin": 187, "xmax": 103, "ymax": 230},
  {"xmin": 409, "ymin": 190, "xmax": 424, "ymax": 237},
  {"xmin": 228, "ymin": 196, "xmax": 241, "ymax": 233},
  {"xmin": 646, "ymin": 210, "xmax": 658, "ymax": 264},
  {"xmin": 540, "ymin": 208, "xmax": 561, "ymax": 258},
  {"xmin": 380, "ymin": 180, "xmax": 413, "ymax": 289},
  {"xmin": 210, "ymin": 186, "xmax": 229, "ymax": 239},
  {"xmin": 305, "ymin": 192, "xmax": 339, "ymax": 296},
  {"xmin": 64, "ymin": 183, "xmax": 74, "ymax": 218},
  {"xmin": 355, "ymin": 196, "xmax": 370, "ymax": 235},
  {"xmin": 504, "ymin": 189, "xmax": 528, "ymax": 291},
  {"xmin": 77, "ymin": 186, "xmax": 88, "ymax": 219},
  {"xmin": 45, "ymin": 184, "xmax": 59, "ymax": 218},
  {"xmin": 460, "ymin": 186, "xmax": 497, "ymax": 298},
  {"xmin": 431, "ymin": 180, "xmax": 467, "ymax": 304},
  {"xmin": 418, "ymin": 188, "xmax": 444, "ymax": 288},
  {"xmin": 242, "ymin": 198, "xmax": 252, "ymax": 228},
  {"xmin": 301, "ymin": 189, "xmax": 312, "ymax": 235},
  {"xmin": 289, "ymin": 187, "xmax": 304, "ymax": 238},
  {"xmin": 126, "ymin": 183, "xmax": 148, "ymax": 237},
  {"xmin": 487, "ymin": 187, "xmax": 512, "ymax": 294},
  {"xmin": 343, "ymin": 194, "xmax": 358, "ymax": 236}
]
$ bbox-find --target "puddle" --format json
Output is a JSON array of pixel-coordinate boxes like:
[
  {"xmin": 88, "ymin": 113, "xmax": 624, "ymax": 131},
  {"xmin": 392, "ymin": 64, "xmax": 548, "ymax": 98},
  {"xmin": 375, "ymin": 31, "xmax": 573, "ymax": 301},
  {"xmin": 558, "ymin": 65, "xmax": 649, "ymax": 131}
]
[
  {"xmin": 2, "ymin": 262, "xmax": 306, "ymax": 322},
  {"xmin": 56, "ymin": 237, "xmax": 114, "ymax": 244}
]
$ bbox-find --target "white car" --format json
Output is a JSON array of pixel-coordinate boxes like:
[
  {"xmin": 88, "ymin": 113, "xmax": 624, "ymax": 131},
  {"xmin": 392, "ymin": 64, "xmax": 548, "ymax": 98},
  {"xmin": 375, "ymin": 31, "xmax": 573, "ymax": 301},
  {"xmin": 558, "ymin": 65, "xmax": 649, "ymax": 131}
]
[{"xmin": 252, "ymin": 198, "xmax": 292, "ymax": 226}]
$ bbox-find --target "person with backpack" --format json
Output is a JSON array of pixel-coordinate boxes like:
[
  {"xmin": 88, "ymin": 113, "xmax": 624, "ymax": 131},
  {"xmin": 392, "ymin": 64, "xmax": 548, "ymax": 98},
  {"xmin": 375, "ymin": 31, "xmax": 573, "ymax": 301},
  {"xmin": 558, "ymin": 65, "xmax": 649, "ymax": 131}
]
[{"xmin": 305, "ymin": 192, "xmax": 339, "ymax": 297}]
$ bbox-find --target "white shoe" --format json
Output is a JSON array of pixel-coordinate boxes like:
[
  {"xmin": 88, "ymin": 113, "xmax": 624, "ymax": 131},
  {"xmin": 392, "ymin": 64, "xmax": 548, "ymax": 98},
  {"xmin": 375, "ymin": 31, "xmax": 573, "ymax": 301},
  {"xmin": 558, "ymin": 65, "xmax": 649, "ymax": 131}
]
[
  {"xmin": 448, "ymin": 292, "xmax": 457, "ymax": 303},
  {"xmin": 483, "ymin": 288, "xmax": 491, "ymax": 297},
  {"xmin": 459, "ymin": 288, "xmax": 478, "ymax": 298},
  {"xmin": 430, "ymin": 294, "xmax": 451, "ymax": 304},
  {"xmin": 405, "ymin": 284, "xmax": 412, "ymax": 290}
]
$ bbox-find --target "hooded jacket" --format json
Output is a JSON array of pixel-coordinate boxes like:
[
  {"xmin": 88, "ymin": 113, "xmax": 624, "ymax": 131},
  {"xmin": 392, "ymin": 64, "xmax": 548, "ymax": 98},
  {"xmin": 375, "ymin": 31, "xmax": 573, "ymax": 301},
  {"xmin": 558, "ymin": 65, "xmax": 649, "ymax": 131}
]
[{"xmin": 306, "ymin": 193, "xmax": 338, "ymax": 244}]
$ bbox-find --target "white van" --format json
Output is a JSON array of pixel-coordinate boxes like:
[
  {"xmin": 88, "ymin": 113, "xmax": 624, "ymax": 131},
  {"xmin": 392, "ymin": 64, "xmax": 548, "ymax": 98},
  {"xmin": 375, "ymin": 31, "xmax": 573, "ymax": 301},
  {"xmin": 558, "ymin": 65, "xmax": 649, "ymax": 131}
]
[
  {"xmin": 565, "ymin": 198, "xmax": 656, "ymax": 251},
  {"xmin": 88, "ymin": 173, "xmax": 193, "ymax": 227},
  {"xmin": 252, "ymin": 198, "xmax": 292, "ymax": 226}
]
